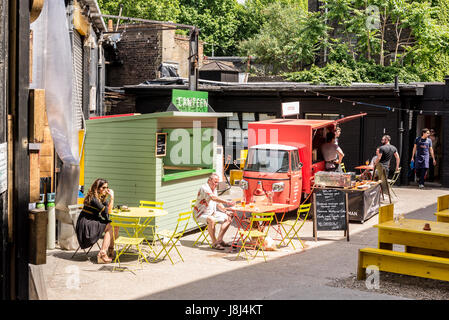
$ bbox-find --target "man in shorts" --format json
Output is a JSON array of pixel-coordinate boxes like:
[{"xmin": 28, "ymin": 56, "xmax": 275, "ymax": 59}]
[{"xmin": 193, "ymin": 173, "xmax": 235, "ymax": 250}]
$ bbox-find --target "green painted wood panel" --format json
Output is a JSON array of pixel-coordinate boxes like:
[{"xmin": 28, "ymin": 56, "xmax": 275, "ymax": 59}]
[
  {"xmin": 85, "ymin": 118, "xmax": 158, "ymax": 216},
  {"xmin": 85, "ymin": 115, "xmax": 220, "ymax": 238}
]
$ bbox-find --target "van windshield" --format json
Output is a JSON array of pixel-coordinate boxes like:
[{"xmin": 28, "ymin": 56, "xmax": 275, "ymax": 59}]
[{"xmin": 244, "ymin": 149, "xmax": 290, "ymax": 173}]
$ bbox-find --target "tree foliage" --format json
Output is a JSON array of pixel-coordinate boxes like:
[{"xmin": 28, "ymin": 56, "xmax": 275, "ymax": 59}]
[{"xmin": 97, "ymin": 0, "xmax": 449, "ymax": 83}]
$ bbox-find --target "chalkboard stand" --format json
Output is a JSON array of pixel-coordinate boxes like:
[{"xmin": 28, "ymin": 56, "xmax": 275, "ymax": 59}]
[{"xmin": 312, "ymin": 190, "xmax": 350, "ymax": 242}]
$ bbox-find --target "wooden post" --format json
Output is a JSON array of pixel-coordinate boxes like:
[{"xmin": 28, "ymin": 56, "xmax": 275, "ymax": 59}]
[
  {"xmin": 29, "ymin": 89, "xmax": 45, "ymax": 203},
  {"xmin": 313, "ymin": 193, "xmax": 317, "ymax": 241},
  {"xmin": 29, "ymin": 89, "xmax": 45, "ymax": 143},
  {"xmin": 7, "ymin": 115, "xmax": 13, "ymax": 243},
  {"xmin": 346, "ymin": 193, "xmax": 349, "ymax": 242}
]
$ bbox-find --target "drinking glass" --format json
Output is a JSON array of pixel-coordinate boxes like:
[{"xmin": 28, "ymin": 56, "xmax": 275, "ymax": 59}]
[{"xmin": 394, "ymin": 214, "xmax": 399, "ymax": 224}]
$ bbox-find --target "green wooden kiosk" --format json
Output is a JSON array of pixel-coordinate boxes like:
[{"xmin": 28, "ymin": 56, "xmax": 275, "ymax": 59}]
[{"xmin": 84, "ymin": 110, "xmax": 232, "ymax": 235}]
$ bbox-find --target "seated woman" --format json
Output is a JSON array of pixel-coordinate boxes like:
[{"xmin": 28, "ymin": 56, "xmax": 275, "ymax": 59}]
[{"xmin": 76, "ymin": 178, "xmax": 118, "ymax": 264}]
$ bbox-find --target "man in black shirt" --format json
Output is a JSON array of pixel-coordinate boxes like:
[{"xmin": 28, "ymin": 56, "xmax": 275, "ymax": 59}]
[{"xmin": 374, "ymin": 135, "xmax": 400, "ymax": 174}]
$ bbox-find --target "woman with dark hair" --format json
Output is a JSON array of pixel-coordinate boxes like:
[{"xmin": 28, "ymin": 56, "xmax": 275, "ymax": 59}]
[
  {"xmin": 76, "ymin": 178, "xmax": 118, "ymax": 263},
  {"xmin": 411, "ymin": 128, "xmax": 436, "ymax": 188}
]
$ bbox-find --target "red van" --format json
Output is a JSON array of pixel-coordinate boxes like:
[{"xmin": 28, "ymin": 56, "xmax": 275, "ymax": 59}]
[{"xmin": 240, "ymin": 114, "xmax": 366, "ymax": 209}]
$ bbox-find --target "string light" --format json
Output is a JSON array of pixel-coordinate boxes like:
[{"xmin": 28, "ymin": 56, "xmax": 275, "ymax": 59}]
[{"xmin": 302, "ymin": 89, "xmax": 449, "ymax": 114}]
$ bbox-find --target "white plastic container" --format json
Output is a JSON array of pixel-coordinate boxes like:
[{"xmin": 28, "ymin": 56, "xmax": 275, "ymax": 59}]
[{"xmin": 47, "ymin": 202, "xmax": 56, "ymax": 249}]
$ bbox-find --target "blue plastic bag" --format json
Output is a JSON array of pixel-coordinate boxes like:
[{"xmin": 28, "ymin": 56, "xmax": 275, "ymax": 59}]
[{"xmin": 410, "ymin": 160, "xmax": 414, "ymax": 169}]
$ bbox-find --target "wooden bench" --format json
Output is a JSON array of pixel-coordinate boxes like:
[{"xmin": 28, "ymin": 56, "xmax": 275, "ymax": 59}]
[
  {"xmin": 435, "ymin": 195, "xmax": 449, "ymax": 222},
  {"xmin": 357, "ymin": 248, "xmax": 449, "ymax": 282}
]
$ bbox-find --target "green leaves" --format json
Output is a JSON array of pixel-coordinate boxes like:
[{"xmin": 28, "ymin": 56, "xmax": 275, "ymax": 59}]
[{"xmin": 97, "ymin": 0, "xmax": 449, "ymax": 83}]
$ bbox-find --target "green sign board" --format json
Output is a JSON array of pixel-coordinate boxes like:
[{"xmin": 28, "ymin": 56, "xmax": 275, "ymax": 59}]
[{"xmin": 172, "ymin": 89, "xmax": 209, "ymax": 112}]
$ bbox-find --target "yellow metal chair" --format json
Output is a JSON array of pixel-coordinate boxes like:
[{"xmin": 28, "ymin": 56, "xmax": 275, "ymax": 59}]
[
  {"xmin": 279, "ymin": 203, "xmax": 311, "ymax": 250},
  {"xmin": 340, "ymin": 162, "xmax": 346, "ymax": 173},
  {"xmin": 110, "ymin": 215, "xmax": 149, "ymax": 271},
  {"xmin": 190, "ymin": 199, "xmax": 214, "ymax": 248},
  {"xmin": 138, "ymin": 200, "xmax": 164, "ymax": 246},
  {"xmin": 236, "ymin": 212, "xmax": 275, "ymax": 263},
  {"xmin": 152, "ymin": 211, "xmax": 192, "ymax": 265},
  {"xmin": 388, "ymin": 167, "xmax": 401, "ymax": 197}
]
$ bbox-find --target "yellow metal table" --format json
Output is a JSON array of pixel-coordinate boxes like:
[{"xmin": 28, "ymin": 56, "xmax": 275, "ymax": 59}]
[
  {"xmin": 111, "ymin": 207, "xmax": 168, "ymax": 255},
  {"xmin": 374, "ymin": 218, "xmax": 449, "ymax": 257}
]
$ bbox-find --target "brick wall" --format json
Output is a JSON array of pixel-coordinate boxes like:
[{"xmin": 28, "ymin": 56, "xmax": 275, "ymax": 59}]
[{"xmin": 106, "ymin": 24, "xmax": 162, "ymax": 87}]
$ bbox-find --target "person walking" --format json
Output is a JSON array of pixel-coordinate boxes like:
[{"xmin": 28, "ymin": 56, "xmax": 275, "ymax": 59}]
[{"xmin": 411, "ymin": 128, "xmax": 436, "ymax": 188}]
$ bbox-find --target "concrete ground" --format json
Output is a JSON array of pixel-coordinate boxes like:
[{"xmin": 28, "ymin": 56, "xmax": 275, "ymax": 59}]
[{"xmin": 41, "ymin": 185, "xmax": 449, "ymax": 300}]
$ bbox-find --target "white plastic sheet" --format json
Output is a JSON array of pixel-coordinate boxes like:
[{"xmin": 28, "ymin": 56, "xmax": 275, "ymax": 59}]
[{"xmin": 31, "ymin": 1, "xmax": 81, "ymax": 240}]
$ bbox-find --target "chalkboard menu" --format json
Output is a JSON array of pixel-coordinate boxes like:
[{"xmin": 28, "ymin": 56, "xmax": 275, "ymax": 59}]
[
  {"xmin": 156, "ymin": 133, "xmax": 167, "ymax": 157},
  {"xmin": 313, "ymin": 188, "xmax": 349, "ymax": 241}
]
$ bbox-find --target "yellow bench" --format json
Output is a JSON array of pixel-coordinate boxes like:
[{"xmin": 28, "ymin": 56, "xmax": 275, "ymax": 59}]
[
  {"xmin": 435, "ymin": 195, "xmax": 449, "ymax": 222},
  {"xmin": 357, "ymin": 248, "xmax": 449, "ymax": 282}
]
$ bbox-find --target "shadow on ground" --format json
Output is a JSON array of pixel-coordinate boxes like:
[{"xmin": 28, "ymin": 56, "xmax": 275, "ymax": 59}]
[{"xmin": 129, "ymin": 200, "xmax": 449, "ymax": 300}]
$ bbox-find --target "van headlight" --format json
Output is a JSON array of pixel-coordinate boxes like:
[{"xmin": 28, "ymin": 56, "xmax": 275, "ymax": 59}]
[
  {"xmin": 240, "ymin": 179, "xmax": 248, "ymax": 190},
  {"xmin": 272, "ymin": 182, "xmax": 284, "ymax": 192}
]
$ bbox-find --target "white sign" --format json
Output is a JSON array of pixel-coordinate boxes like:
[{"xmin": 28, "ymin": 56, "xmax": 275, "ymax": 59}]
[
  {"xmin": 282, "ymin": 101, "xmax": 300, "ymax": 117},
  {"xmin": 0, "ymin": 143, "xmax": 7, "ymax": 194}
]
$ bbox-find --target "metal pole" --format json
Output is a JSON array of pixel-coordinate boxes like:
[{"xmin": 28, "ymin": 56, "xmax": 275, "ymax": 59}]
[
  {"xmin": 91, "ymin": 13, "xmax": 196, "ymax": 31},
  {"xmin": 188, "ymin": 27, "xmax": 199, "ymax": 91},
  {"xmin": 115, "ymin": 4, "xmax": 123, "ymax": 32}
]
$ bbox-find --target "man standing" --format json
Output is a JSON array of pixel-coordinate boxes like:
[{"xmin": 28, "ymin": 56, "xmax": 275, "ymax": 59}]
[
  {"xmin": 193, "ymin": 173, "xmax": 235, "ymax": 250},
  {"xmin": 321, "ymin": 131, "xmax": 344, "ymax": 171},
  {"xmin": 411, "ymin": 128, "xmax": 436, "ymax": 188},
  {"xmin": 374, "ymin": 135, "xmax": 400, "ymax": 176}
]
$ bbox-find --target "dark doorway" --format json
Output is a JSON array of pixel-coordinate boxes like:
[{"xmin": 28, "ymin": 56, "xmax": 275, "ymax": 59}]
[
  {"xmin": 416, "ymin": 115, "xmax": 443, "ymax": 184},
  {"xmin": 362, "ymin": 115, "xmax": 386, "ymax": 164}
]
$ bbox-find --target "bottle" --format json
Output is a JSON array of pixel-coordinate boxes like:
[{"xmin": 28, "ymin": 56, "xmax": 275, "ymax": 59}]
[
  {"xmin": 47, "ymin": 193, "xmax": 56, "ymax": 250},
  {"xmin": 36, "ymin": 193, "xmax": 45, "ymax": 209}
]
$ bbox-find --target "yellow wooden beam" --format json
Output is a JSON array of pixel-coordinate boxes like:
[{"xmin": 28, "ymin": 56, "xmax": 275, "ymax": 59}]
[
  {"xmin": 358, "ymin": 248, "xmax": 449, "ymax": 282},
  {"xmin": 379, "ymin": 203, "xmax": 394, "ymax": 223},
  {"xmin": 378, "ymin": 228, "xmax": 449, "ymax": 253},
  {"xmin": 79, "ymin": 129, "xmax": 85, "ymax": 187},
  {"xmin": 437, "ymin": 195, "xmax": 449, "ymax": 212},
  {"xmin": 435, "ymin": 209, "xmax": 449, "ymax": 222}
]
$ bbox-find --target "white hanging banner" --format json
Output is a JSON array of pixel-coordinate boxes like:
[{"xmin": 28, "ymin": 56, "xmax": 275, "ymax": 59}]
[{"xmin": 282, "ymin": 101, "xmax": 300, "ymax": 117}]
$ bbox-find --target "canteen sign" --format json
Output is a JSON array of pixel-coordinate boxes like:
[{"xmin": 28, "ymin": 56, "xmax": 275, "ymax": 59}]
[{"xmin": 172, "ymin": 89, "xmax": 209, "ymax": 112}]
